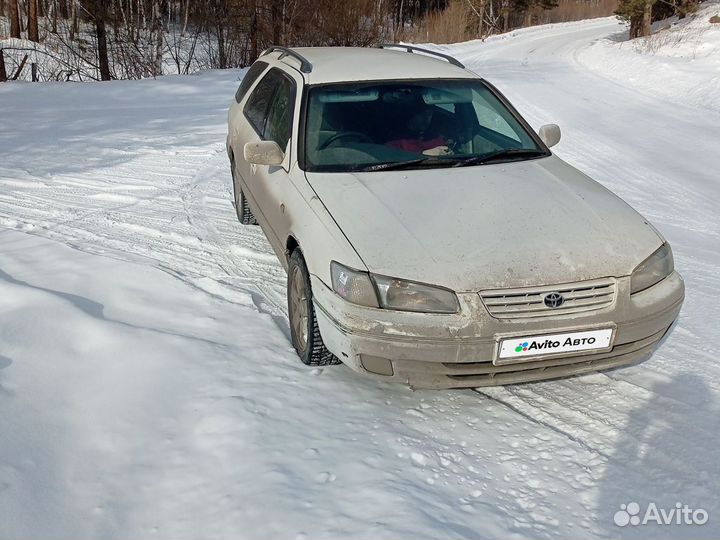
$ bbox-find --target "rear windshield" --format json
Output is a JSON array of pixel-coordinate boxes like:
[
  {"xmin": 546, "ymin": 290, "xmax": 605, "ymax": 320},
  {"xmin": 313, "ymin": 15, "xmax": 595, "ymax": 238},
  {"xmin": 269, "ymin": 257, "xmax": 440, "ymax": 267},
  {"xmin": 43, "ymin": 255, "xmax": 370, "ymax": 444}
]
[{"xmin": 304, "ymin": 79, "xmax": 544, "ymax": 173}]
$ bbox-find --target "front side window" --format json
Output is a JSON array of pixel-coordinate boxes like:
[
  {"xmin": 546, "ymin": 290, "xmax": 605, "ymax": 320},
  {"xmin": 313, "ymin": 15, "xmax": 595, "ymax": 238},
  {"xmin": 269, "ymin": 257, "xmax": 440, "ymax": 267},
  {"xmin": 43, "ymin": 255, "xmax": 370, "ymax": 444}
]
[
  {"xmin": 243, "ymin": 68, "xmax": 295, "ymax": 150},
  {"xmin": 304, "ymin": 79, "xmax": 547, "ymax": 172},
  {"xmin": 264, "ymin": 75, "xmax": 295, "ymax": 151},
  {"xmin": 244, "ymin": 68, "xmax": 286, "ymax": 135}
]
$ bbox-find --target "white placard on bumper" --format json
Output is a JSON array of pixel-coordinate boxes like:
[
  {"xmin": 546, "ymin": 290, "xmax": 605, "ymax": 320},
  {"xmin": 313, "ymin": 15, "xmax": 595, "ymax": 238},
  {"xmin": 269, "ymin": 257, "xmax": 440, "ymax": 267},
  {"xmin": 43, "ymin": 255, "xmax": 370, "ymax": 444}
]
[{"xmin": 497, "ymin": 328, "xmax": 614, "ymax": 363}]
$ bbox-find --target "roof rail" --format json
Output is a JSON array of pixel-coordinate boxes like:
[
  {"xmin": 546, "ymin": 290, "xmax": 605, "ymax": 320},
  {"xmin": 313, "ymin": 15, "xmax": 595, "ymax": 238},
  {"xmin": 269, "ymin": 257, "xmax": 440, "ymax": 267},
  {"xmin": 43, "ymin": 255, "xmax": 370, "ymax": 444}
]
[
  {"xmin": 261, "ymin": 46, "xmax": 313, "ymax": 73},
  {"xmin": 377, "ymin": 44, "xmax": 465, "ymax": 69}
]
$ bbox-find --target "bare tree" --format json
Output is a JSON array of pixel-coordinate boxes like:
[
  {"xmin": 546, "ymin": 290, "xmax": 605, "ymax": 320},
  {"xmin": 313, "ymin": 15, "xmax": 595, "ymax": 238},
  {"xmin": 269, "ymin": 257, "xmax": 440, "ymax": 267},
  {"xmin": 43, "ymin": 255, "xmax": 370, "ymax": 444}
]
[
  {"xmin": 0, "ymin": 50, "xmax": 7, "ymax": 82},
  {"xmin": 29, "ymin": 0, "xmax": 40, "ymax": 42},
  {"xmin": 151, "ymin": 0, "xmax": 164, "ymax": 75},
  {"xmin": 10, "ymin": 0, "xmax": 21, "ymax": 38},
  {"xmin": 249, "ymin": 0, "xmax": 257, "ymax": 62},
  {"xmin": 85, "ymin": 0, "xmax": 112, "ymax": 80}
]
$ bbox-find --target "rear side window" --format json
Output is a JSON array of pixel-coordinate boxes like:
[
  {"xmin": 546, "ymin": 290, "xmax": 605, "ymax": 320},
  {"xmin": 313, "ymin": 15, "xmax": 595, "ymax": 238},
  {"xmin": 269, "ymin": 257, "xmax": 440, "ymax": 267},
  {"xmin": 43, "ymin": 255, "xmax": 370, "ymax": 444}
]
[{"xmin": 235, "ymin": 61, "xmax": 268, "ymax": 104}]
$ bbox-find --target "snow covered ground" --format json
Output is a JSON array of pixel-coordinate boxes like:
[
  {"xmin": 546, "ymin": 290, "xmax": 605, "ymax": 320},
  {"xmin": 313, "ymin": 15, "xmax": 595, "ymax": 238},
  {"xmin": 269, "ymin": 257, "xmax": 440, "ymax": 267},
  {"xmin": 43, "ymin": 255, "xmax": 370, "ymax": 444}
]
[{"xmin": 1, "ymin": 12, "xmax": 719, "ymax": 540}]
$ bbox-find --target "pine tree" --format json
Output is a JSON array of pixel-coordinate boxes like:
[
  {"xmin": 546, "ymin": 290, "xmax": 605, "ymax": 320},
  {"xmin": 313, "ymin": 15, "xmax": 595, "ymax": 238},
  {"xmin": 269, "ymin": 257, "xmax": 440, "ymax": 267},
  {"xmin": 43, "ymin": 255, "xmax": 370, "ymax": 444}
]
[
  {"xmin": 616, "ymin": 0, "xmax": 655, "ymax": 38},
  {"xmin": 616, "ymin": 0, "xmax": 698, "ymax": 39}
]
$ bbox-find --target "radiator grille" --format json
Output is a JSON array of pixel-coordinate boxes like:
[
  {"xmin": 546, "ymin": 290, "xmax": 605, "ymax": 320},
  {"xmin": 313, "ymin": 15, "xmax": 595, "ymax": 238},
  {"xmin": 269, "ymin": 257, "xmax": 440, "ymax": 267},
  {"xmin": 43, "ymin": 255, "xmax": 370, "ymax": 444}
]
[{"xmin": 480, "ymin": 278, "xmax": 616, "ymax": 319}]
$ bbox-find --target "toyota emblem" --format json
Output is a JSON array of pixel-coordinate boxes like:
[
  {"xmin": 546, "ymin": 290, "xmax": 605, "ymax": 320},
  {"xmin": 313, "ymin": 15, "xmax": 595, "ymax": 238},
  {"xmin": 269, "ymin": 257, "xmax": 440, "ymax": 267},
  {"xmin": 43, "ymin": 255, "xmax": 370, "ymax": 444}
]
[{"xmin": 544, "ymin": 292, "xmax": 564, "ymax": 308}]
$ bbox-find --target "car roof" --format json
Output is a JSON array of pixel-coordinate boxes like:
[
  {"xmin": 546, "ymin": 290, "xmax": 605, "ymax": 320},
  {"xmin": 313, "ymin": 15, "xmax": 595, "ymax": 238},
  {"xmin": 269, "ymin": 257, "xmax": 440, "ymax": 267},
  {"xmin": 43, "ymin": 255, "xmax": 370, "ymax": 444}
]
[{"xmin": 261, "ymin": 47, "xmax": 478, "ymax": 85}]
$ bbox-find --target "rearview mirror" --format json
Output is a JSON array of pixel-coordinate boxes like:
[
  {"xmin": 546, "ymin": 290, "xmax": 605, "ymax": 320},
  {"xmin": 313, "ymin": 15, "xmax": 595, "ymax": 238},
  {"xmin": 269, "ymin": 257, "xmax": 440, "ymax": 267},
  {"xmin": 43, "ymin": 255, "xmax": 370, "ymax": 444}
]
[
  {"xmin": 538, "ymin": 124, "xmax": 561, "ymax": 148},
  {"xmin": 244, "ymin": 140, "xmax": 285, "ymax": 166}
]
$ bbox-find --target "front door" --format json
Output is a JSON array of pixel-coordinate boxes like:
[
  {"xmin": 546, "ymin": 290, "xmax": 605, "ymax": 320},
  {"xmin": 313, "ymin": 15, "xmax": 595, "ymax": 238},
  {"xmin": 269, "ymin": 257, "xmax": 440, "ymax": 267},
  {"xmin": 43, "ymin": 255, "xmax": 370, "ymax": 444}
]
[{"xmin": 250, "ymin": 69, "xmax": 297, "ymax": 255}]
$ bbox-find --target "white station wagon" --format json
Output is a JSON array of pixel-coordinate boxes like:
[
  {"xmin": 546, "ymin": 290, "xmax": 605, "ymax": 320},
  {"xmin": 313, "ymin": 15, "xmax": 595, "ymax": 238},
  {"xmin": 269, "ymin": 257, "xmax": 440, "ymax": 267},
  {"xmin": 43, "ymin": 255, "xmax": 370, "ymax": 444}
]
[{"xmin": 226, "ymin": 45, "xmax": 684, "ymax": 388}]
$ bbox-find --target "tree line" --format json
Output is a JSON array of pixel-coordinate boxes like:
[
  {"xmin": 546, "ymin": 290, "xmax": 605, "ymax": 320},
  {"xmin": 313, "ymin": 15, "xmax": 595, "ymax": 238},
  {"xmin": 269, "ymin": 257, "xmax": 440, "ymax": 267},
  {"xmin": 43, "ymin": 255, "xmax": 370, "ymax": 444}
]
[
  {"xmin": 1, "ymin": 0, "xmax": 698, "ymax": 83},
  {"xmin": 8, "ymin": 0, "xmax": 407, "ymax": 81}
]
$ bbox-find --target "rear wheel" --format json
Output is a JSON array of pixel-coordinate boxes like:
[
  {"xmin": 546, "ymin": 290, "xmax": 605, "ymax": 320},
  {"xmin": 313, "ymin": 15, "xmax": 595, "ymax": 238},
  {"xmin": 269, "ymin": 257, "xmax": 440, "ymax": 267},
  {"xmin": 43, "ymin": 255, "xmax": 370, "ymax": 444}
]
[
  {"xmin": 287, "ymin": 249, "xmax": 341, "ymax": 367},
  {"xmin": 237, "ymin": 188, "xmax": 257, "ymax": 225},
  {"xmin": 231, "ymin": 159, "xmax": 257, "ymax": 225}
]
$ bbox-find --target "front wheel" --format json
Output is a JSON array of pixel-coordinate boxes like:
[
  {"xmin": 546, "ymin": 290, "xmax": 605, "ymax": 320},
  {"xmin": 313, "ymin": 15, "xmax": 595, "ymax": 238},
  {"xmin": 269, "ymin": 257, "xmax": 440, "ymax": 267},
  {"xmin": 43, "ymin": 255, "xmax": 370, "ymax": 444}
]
[{"xmin": 287, "ymin": 250, "xmax": 341, "ymax": 367}]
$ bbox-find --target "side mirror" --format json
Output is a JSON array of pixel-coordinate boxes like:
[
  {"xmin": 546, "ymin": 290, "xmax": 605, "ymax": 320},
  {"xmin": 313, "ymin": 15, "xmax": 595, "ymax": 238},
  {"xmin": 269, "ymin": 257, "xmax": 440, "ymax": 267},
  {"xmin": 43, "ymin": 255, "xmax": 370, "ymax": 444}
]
[
  {"xmin": 538, "ymin": 124, "xmax": 561, "ymax": 148},
  {"xmin": 244, "ymin": 140, "xmax": 285, "ymax": 166}
]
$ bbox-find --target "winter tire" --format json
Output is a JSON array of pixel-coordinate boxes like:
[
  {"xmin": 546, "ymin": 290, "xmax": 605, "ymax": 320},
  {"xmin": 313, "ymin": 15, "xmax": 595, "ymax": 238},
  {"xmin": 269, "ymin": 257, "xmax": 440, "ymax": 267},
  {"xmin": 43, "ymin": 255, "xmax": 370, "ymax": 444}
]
[{"xmin": 287, "ymin": 249, "xmax": 341, "ymax": 367}]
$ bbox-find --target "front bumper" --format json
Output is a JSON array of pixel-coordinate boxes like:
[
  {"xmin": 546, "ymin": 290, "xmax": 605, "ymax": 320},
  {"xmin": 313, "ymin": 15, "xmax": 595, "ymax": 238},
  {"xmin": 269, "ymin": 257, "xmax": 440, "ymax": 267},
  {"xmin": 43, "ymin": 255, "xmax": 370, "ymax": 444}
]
[{"xmin": 311, "ymin": 271, "xmax": 684, "ymax": 388}]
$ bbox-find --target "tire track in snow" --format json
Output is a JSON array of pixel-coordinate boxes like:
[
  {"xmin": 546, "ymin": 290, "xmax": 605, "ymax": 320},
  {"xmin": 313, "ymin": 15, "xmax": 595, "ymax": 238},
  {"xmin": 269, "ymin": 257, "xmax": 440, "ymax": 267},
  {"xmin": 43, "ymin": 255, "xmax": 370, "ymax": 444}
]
[
  {"xmin": 473, "ymin": 387, "xmax": 612, "ymax": 460},
  {"xmin": 178, "ymin": 150, "xmax": 291, "ymax": 333},
  {"xmin": 475, "ymin": 376, "xmax": 720, "ymax": 498},
  {"xmin": 0, "ymin": 130, "xmax": 291, "ymax": 334}
]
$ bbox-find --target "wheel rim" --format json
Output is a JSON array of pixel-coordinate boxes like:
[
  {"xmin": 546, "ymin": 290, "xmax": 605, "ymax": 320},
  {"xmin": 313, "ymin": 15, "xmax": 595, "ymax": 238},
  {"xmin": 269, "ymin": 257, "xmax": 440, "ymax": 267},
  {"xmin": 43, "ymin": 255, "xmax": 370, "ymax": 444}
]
[{"xmin": 290, "ymin": 266, "xmax": 309, "ymax": 350}]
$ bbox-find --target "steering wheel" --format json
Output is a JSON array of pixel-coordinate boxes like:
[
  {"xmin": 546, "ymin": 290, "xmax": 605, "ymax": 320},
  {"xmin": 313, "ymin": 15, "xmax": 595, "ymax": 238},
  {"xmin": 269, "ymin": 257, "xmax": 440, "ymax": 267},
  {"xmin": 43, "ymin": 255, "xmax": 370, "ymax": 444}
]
[
  {"xmin": 445, "ymin": 137, "xmax": 463, "ymax": 154},
  {"xmin": 319, "ymin": 131, "xmax": 373, "ymax": 150}
]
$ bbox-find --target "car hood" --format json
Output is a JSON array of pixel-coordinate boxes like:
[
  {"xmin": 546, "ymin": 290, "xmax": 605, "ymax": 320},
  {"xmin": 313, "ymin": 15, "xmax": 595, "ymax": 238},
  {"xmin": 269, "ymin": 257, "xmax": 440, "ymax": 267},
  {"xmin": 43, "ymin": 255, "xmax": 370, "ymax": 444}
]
[{"xmin": 305, "ymin": 155, "xmax": 663, "ymax": 291}]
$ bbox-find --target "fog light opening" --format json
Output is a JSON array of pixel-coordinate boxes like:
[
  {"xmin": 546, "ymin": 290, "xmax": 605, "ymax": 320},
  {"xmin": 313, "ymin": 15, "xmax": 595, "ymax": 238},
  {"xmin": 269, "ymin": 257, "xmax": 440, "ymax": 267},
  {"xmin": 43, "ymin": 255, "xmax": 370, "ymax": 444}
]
[{"xmin": 360, "ymin": 355, "xmax": 394, "ymax": 376}]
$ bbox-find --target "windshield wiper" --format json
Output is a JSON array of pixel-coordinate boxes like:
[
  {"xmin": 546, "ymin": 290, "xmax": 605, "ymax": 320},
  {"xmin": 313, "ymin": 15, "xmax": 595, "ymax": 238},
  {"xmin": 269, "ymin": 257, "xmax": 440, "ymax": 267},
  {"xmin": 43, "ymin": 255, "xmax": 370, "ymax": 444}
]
[
  {"xmin": 451, "ymin": 148, "xmax": 547, "ymax": 167},
  {"xmin": 358, "ymin": 148, "xmax": 546, "ymax": 172},
  {"xmin": 361, "ymin": 157, "xmax": 451, "ymax": 172}
]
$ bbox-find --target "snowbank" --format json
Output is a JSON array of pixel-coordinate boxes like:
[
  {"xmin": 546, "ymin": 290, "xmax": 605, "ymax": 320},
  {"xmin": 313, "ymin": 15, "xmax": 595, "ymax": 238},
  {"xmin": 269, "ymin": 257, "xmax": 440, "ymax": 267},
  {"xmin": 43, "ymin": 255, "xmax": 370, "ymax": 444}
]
[{"xmin": 576, "ymin": 1, "xmax": 720, "ymax": 112}]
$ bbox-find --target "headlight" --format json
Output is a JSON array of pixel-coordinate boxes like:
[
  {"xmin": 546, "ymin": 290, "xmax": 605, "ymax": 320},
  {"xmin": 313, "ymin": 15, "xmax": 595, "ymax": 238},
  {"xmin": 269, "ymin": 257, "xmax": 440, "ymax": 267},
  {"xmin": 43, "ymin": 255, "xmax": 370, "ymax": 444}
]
[
  {"xmin": 372, "ymin": 274, "xmax": 459, "ymax": 313},
  {"xmin": 330, "ymin": 262, "xmax": 459, "ymax": 314},
  {"xmin": 630, "ymin": 243, "xmax": 674, "ymax": 294},
  {"xmin": 330, "ymin": 261, "xmax": 379, "ymax": 308}
]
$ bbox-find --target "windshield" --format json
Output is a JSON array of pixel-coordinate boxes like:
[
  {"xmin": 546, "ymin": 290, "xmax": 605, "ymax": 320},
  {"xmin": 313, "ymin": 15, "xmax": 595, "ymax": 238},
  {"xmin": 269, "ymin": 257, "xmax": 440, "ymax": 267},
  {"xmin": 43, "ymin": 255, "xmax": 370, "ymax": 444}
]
[{"xmin": 303, "ymin": 79, "xmax": 547, "ymax": 173}]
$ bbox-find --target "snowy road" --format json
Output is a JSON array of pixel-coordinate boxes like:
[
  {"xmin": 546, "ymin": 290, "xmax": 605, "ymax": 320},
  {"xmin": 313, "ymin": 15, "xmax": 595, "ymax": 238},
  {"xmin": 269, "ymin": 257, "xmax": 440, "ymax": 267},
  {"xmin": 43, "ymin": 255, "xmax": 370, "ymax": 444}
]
[{"xmin": 1, "ymin": 17, "xmax": 719, "ymax": 540}]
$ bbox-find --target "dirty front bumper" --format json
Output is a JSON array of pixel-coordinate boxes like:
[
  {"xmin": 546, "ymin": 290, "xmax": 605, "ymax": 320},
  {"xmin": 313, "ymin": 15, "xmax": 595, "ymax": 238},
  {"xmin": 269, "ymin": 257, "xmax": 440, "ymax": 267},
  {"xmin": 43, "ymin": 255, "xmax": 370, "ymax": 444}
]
[{"xmin": 311, "ymin": 272, "xmax": 684, "ymax": 389}]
